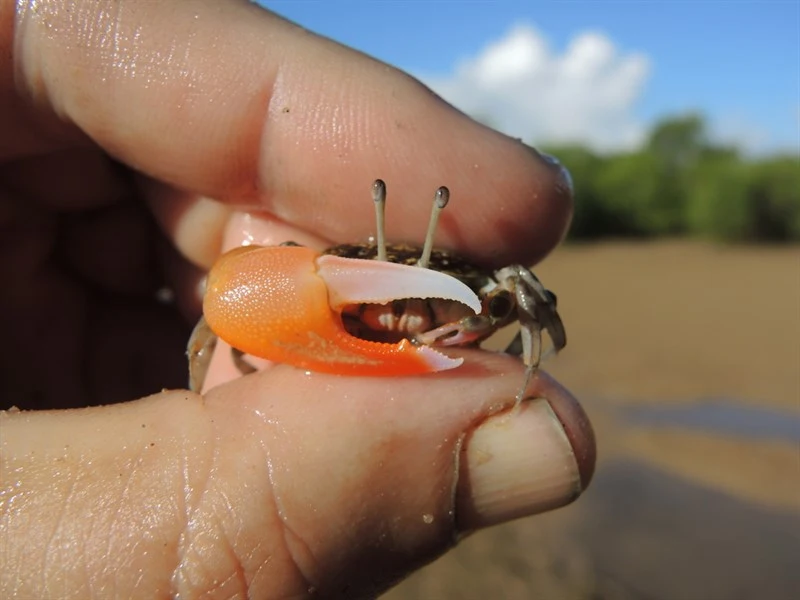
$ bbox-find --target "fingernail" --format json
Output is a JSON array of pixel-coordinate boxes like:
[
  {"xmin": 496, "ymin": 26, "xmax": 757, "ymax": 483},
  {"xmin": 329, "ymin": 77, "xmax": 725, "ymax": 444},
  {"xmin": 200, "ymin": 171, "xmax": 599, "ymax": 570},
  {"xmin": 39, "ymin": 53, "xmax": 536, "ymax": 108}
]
[
  {"xmin": 225, "ymin": 211, "xmax": 329, "ymax": 250},
  {"xmin": 538, "ymin": 150, "xmax": 574, "ymax": 197},
  {"xmin": 456, "ymin": 395, "xmax": 594, "ymax": 531}
]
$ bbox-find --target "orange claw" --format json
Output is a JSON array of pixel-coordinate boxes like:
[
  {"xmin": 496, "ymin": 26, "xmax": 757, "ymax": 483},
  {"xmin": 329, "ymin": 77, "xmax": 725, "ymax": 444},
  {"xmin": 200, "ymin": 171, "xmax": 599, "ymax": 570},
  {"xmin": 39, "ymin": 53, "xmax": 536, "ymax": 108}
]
[{"xmin": 202, "ymin": 245, "xmax": 481, "ymax": 376}]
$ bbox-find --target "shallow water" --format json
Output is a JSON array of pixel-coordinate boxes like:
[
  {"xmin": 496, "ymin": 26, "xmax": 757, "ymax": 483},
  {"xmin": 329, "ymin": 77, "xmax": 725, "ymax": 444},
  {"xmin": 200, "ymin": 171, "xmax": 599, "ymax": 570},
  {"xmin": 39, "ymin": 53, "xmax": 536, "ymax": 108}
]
[{"xmin": 621, "ymin": 398, "xmax": 800, "ymax": 442}]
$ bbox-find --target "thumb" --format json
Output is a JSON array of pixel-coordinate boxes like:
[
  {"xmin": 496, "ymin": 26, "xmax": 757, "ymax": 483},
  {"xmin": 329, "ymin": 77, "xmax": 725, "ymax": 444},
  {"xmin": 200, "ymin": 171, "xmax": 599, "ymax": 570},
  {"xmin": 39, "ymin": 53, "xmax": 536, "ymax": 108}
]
[{"xmin": 1, "ymin": 354, "xmax": 593, "ymax": 598}]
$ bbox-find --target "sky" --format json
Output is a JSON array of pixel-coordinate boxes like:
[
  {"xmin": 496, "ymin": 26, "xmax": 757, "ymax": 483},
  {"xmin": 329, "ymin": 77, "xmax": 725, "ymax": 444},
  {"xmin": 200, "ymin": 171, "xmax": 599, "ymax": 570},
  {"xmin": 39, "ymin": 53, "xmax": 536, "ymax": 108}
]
[{"xmin": 261, "ymin": 1, "xmax": 800, "ymax": 155}]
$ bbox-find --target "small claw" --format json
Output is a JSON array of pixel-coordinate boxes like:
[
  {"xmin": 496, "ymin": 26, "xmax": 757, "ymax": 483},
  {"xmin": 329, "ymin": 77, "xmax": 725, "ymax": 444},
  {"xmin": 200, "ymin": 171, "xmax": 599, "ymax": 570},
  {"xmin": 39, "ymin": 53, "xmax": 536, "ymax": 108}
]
[
  {"xmin": 315, "ymin": 254, "xmax": 481, "ymax": 314},
  {"xmin": 414, "ymin": 317, "xmax": 490, "ymax": 347}
]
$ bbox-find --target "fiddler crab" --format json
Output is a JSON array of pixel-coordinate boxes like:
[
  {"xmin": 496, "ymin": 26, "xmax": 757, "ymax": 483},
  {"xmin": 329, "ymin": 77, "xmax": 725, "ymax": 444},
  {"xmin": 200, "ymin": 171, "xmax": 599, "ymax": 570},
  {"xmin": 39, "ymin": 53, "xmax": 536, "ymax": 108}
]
[{"xmin": 188, "ymin": 180, "xmax": 566, "ymax": 403}]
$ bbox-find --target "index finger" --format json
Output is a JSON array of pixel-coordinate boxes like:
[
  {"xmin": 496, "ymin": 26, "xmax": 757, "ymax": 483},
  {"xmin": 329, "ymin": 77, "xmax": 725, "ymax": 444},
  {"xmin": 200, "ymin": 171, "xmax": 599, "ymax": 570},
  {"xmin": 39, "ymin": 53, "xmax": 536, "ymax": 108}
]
[{"xmin": 11, "ymin": 0, "xmax": 572, "ymax": 266}]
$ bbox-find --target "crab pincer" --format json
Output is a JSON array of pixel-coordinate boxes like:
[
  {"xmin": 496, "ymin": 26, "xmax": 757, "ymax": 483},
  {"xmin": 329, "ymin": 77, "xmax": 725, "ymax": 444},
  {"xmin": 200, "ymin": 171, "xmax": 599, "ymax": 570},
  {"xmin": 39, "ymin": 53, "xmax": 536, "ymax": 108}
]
[{"xmin": 201, "ymin": 244, "xmax": 482, "ymax": 377}]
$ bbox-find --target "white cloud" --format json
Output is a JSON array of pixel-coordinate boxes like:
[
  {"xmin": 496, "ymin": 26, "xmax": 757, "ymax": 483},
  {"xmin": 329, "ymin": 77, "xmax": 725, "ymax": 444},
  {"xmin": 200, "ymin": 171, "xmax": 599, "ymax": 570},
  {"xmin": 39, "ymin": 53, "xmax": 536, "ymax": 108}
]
[
  {"xmin": 708, "ymin": 116, "xmax": 773, "ymax": 155},
  {"xmin": 420, "ymin": 23, "xmax": 651, "ymax": 152},
  {"xmin": 709, "ymin": 109, "xmax": 800, "ymax": 157}
]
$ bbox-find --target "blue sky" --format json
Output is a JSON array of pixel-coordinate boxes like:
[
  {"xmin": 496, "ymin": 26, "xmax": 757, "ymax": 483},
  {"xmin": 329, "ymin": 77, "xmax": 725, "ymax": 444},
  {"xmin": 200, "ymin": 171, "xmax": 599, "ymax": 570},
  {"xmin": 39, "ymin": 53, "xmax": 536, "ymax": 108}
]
[{"xmin": 262, "ymin": 1, "xmax": 799, "ymax": 154}]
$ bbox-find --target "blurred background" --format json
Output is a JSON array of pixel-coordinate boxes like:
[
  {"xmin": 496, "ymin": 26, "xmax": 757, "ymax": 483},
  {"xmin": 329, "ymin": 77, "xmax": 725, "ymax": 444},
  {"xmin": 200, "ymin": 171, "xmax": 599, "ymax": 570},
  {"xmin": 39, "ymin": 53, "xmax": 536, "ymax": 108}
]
[{"xmin": 264, "ymin": 2, "xmax": 799, "ymax": 598}]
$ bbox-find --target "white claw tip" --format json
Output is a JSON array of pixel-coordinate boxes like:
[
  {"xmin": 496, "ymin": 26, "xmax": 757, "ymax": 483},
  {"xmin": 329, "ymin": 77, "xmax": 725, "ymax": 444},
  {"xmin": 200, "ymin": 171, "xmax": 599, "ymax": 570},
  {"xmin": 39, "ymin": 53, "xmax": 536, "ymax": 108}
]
[
  {"xmin": 416, "ymin": 345, "xmax": 463, "ymax": 371},
  {"xmin": 316, "ymin": 254, "xmax": 481, "ymax": 314}
]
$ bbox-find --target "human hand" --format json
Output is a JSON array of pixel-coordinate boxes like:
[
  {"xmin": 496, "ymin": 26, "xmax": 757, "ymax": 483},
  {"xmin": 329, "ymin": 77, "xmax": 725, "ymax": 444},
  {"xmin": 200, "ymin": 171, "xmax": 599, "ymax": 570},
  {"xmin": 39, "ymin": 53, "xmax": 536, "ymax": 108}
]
[{"xmin": 1, "ymin": 1, "xmax": 595, "ymax": 598}]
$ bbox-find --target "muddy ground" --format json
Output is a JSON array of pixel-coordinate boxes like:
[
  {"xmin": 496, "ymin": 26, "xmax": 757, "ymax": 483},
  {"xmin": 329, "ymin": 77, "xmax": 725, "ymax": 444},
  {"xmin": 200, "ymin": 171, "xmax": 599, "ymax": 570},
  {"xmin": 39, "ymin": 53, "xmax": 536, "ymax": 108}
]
[{"xmin": 386, "ymin": 241, "xmax": 800, "ymax": 600}]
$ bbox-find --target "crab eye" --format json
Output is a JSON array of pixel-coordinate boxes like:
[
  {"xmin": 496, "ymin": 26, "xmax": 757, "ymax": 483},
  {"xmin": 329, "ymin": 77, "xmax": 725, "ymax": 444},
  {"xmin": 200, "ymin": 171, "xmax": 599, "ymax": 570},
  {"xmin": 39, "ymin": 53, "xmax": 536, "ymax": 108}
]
[
  {"xmin": 487, "ymin": 290, "xmax": 515, "ymax": 321},
  {"xmin": 545, "ymin": 290, "xmax": 558, "ymax": 307}
]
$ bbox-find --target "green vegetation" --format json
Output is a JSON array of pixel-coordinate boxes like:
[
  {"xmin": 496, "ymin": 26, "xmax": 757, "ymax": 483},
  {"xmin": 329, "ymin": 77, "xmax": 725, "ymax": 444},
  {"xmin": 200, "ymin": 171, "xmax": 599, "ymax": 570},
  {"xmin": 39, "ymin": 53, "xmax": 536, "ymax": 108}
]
[{"xmin": 543, "ymin": 115, "xmax": 800, "ymax": 242}]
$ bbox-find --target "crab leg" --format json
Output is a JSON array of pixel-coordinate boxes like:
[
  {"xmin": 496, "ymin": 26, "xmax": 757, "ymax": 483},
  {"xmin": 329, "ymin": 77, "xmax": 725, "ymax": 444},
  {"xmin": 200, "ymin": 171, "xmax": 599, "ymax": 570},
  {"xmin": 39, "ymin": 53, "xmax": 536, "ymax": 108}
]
[
  {"xmin": 187, "ymin": 316, "xmax": 217, "ymax": 393},
  {"xmin": 202, "ymin": 245, "xmax": 481, "ymax": 376}
]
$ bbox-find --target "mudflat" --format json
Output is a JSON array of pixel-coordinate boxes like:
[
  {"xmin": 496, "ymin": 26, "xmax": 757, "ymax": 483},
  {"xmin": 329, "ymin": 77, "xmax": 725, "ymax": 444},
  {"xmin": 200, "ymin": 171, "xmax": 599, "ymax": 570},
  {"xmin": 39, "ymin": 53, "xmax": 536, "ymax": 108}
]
[
  {"xmin": 387, "ymin": 241, "xmax": 800, "ymax": 600},
  {"xmin": 540, "ymin": 241, "xmax": 799, "ymax": 411}
]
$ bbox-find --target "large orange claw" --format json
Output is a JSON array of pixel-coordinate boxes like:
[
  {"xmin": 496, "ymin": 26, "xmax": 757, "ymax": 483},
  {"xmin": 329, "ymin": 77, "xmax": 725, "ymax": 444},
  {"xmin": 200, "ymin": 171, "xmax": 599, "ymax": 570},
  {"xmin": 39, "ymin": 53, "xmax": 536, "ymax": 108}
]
[{"xmin": 202, "ymin": 245, "xmax": 482, "ymax": 376}]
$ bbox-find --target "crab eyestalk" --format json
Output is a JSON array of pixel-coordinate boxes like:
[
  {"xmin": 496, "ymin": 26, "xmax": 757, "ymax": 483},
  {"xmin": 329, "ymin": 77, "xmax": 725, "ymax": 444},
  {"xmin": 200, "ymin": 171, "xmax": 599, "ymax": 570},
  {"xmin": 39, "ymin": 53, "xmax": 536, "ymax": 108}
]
[
  {"xmin": 202, "ymin": 245, "xmax": 482, "ymax": 376},
  {"xmin": 418, "ymin": 186, "xmax": 450, "ymax": 269},
  {"xmin": 372, "ymin": 179, "xmax": 388, "ymax": 262},
  {"xmin": 370, "ymin": 180, "xmax": 449, "ymax": 268}
]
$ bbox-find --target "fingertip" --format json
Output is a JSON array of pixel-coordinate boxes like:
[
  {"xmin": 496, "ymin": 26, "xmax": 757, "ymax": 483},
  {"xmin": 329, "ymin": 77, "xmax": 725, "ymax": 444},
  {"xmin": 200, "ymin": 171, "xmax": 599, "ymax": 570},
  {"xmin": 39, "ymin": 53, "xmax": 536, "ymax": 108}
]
[
  {"xmin": 454, "ymin": 373, "xmax": 594, "ymax": 532},
  {"xmin": 539, "ymin": 376, "xmax": 596, "ymax": 489}
]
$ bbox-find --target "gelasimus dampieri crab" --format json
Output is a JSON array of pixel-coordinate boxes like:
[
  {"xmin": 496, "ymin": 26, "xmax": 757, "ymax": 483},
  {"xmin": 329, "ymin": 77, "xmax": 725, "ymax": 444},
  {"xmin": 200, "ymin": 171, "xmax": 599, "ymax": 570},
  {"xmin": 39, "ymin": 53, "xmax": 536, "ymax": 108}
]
[{"xmin": 188, "ymin": 180, "xmax": 566, "ymax": 402}]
